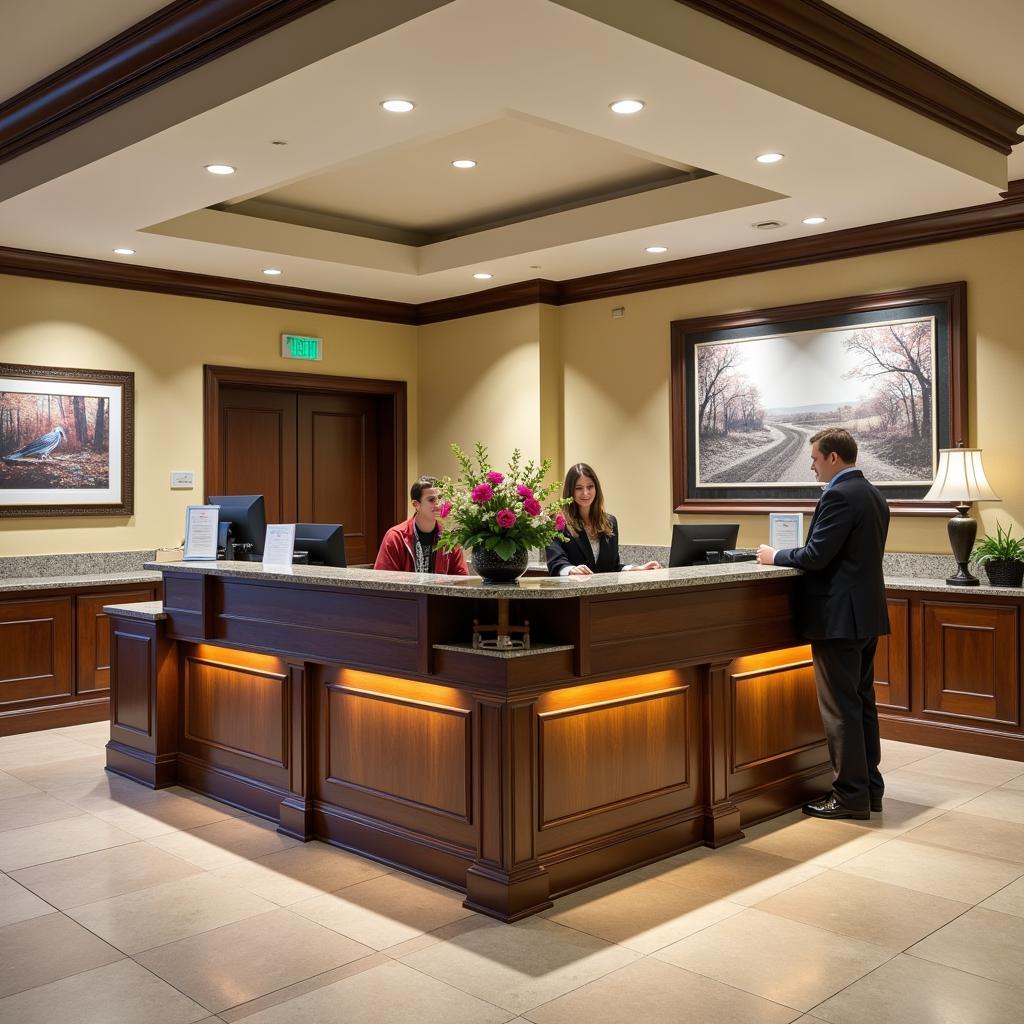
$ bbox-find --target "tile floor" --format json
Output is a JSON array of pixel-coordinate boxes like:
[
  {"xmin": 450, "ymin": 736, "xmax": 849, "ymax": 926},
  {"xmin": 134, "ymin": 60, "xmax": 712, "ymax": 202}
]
[{"xmin": 1, "ymin": 723, "xmax": 1023, "ymax": 1023}]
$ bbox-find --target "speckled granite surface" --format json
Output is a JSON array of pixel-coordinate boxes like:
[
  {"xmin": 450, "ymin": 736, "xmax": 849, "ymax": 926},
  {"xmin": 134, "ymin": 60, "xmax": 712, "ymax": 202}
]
[
  {"xmin": 0, "ymin": 570, "xmax": 163, "ymax": 594},
  {"xmin": 102, "ymin": 600, "xmax": 166, "ymax": 620},
  {"xmin": 884, "ymin": 575, "xmax": 1023, "ymax": 597},
  {"xmin": 0, "ymin": 549, "xmax": 156, "ymax": 579}
]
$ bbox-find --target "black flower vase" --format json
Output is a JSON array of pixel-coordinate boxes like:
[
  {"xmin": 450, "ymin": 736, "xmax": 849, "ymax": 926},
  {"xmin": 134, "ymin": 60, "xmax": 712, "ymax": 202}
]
[{"xmin": 471, "ymin": 546, "xmax": 529, "ymax": 583}]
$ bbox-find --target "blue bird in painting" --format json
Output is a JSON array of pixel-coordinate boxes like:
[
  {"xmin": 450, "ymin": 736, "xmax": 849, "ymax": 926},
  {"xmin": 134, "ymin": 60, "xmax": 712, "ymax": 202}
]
[{"xmin": 2, "ymin": 426, "xmax": 68, "ymax": 461}]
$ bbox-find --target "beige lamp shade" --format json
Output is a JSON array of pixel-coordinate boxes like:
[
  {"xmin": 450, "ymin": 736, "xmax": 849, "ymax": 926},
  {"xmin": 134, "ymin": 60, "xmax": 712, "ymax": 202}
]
[{"xmin": 923, "ymin": 448, "xmax": 1001, "ymax": 503}]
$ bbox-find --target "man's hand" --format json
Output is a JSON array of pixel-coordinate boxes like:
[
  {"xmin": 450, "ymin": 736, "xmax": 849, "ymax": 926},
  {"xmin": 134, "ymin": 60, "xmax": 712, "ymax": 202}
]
[
  {"xmin": 568, "ymin": 564, "xmax": 594, "ymax": 575},
  {"xmin": 756, "ymin": 545, "xmax": 776, "ymax": 566},
  {"xmin": 626, "ymin": 561, "xmax": 661, "ymax": 571}
]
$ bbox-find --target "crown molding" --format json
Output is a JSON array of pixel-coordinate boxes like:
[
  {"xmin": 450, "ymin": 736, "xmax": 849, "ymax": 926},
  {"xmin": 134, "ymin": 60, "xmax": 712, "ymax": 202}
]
[
  {"xmin": 673, "ymin": 0, "xmax": 1024, "ymax": 154},
  {"xmin": 0, "ymin": 0, "xmax": 333, "ymax": 166},
  {"xmin": 417, "ymin": 279, "xmax": 561, "ymax": 326}
]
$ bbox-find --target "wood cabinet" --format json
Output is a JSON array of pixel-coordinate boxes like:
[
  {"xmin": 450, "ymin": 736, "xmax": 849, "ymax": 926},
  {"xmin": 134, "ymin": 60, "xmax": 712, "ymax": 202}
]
[{"xmin": 0, "ymin": 581, "xmax": 159, "ymax": 736}]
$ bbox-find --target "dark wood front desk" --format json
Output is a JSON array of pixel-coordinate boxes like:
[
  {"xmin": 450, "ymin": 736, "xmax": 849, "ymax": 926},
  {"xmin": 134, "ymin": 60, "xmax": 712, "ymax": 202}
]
[{"xmin": 105, "ymin": 561, "xmax": 831, "ymax": 921}]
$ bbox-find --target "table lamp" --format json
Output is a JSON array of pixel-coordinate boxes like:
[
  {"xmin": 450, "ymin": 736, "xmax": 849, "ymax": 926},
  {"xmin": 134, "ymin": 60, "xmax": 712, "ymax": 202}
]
[{"xmin": 923, "ymin": 446, "xmax": 1000, "ymax": 586}]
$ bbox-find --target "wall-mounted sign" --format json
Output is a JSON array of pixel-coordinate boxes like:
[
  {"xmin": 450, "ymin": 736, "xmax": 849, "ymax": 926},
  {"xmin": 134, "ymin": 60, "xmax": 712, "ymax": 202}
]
[{"xmin": 281, "ymin": 334, "xmax": 323, "ymax": 361}]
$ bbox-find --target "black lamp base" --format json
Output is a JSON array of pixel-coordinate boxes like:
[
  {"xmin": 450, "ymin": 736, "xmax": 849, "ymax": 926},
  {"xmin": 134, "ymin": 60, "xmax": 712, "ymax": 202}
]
[
  {"xmin": 944, "ymin": 504, "xmax": 979, "ymax": 587},
  {"xmin": 946, "ymin": 565, "xmax": 980, "ymax": 586}
]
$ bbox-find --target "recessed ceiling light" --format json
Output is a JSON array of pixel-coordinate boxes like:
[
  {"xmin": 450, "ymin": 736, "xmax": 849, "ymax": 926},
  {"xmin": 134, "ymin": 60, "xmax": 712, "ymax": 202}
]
[
  {"xmin": 610, "ymin": 99, "xmax": 645, "ymax": 114},
  {"xmin": 755, "ymin": 152, "xmax": 784, "ymax": 164},
  {"xmin": 802, "ymin": 216, "xmax": 827, "ymax": 225},
  {"xmin": 262, "ymin": 268, "xmax": 283, "ymax": 276},
  {"xmin": 381, "ymin": 99, "xmax": 414, "ymax": 113},
  {"xmin": 473, "ymin": 272, "xmax": 493, "ymax": 280},
  {"xmin": 112, "ymin": 248, "xmax": 135, "ymax": 256},
  {"xmin": 451, "ymin": 159, "xmax": 477, "ymax": 169},
  {"xmin": 645, "ymin": 245, "xmax": 668, "ymax": 254},
  {"xmin": 205, "ymin": 163, "xmax": 236, "ymax": 175}
]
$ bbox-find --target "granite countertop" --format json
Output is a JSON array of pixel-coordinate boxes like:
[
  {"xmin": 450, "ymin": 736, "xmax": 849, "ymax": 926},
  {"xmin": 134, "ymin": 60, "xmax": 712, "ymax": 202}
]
[
  {"xmin": 0, "ymin": 570, "xmax": 163, "ymax": 594},
  {"xmin": 883, "ymin": 575, "xmax": 1024, "ymax": 597},
  {"xmin": 102, "ymin": 600, "xmax": 166, "ymax": 620}
]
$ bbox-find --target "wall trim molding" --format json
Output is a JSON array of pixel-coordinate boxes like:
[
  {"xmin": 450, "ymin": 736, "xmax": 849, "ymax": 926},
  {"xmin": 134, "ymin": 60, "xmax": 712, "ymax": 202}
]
[
  {"xmin": 0, "ymin": 0, "xmax": 335, "ymax": 167},
  {"xmin": 2, "ymin": 184, "xmax": 1023, "ymax": 325},
  {"xmin": 673, "ymin": 0, "xmax": 1024, "ymax": 154}
]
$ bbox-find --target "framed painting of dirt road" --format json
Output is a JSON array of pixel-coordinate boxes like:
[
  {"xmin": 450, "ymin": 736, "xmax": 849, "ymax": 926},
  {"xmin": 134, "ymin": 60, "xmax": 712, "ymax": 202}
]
[
  {"xmin": 670, "ymin": 282, "xmax": 966, "ymax": 516},
  {"xmin": 0, "ymin": 364, "xmax": 134, "ymax": 517}
]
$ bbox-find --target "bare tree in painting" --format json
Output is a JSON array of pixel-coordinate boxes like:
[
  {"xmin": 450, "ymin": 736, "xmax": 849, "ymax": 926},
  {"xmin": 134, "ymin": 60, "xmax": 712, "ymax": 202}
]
[{"xmin": 697, "ymin": 344, "xmax": 740, "ymax": 434}]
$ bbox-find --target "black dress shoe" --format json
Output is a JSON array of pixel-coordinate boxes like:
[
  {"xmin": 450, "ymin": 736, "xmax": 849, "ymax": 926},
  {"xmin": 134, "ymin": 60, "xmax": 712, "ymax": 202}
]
[
  {"xmin": 803, "ymin": 794, "xmax": 870, "ymax": 820},
  {"xmin": 871, "ymin": 796, "xmax": 883, "ymax": 813}
]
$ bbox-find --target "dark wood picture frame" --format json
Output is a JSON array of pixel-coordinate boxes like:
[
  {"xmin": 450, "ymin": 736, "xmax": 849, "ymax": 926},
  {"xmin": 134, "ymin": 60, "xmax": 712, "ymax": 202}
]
[
  {"xmin": 670, "ymin": 282, "xmax": 967, "ymax": 517},
  {"xmin": 0, "ymin": 362, "xmax": 134, "ymax": 518}
]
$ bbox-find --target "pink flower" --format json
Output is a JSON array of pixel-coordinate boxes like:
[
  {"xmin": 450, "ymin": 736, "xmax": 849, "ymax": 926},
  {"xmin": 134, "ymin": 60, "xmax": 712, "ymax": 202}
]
[
  {"xmin": 496, "ymin": 508, "xmax": 516, "ymax": 529},
  {"xmin": 555, "ymin": 512, "xmax": 567, "ymax": 532},
  {"xmin": 523, "ymin": 497, "xmax": 541, "ymax": 516},
  {"xmin": 516, "ymin": 484, "xmax": 534, "ymax": 499},
  {"xmin": 438, "ymin": 502, "xmax": 452, "ymax": 519},
  {"xmin": 486, "ymin": 471, "xmax": 505, "ymax": 485},
  {"xmin": 471, "ymin": 483, "xmax": 493, "ymax": 503}
]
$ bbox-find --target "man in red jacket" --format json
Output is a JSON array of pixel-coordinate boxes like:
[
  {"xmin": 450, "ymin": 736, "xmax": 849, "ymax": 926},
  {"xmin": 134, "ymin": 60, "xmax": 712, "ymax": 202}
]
[{"xmin": 373, "ymin": 476, "xmax": 468, "ymax": 575}]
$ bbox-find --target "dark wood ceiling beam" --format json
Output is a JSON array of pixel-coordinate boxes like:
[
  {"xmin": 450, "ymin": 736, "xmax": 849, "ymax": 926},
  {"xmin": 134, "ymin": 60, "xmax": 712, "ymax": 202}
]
[{"xmin": 674, "ymin": 0, "xmax": 1024, "ymax": 154}]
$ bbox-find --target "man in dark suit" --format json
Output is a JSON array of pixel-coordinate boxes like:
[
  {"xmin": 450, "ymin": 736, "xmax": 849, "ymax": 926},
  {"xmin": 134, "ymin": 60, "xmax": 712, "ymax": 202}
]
[{"xmin": 756, "ymin": 428, "xmax": 890, "ymax": 820}]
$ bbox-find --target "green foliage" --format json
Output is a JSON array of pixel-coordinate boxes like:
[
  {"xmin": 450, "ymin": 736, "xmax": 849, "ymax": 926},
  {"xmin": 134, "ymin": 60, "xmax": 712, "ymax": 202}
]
[
  {"xmin": 972, "ymin": 522, "xmax": 1024, "ymax": 565},
  {"xmin": 435, "ymin": 442, "xmax": 569, "ymax": 557}
]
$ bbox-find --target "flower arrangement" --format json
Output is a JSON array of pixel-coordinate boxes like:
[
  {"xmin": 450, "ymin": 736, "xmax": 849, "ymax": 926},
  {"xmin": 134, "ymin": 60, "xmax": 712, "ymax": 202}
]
[{"xmin": 436, "ymin": 442, "xmax": 568, "ymax": 561}]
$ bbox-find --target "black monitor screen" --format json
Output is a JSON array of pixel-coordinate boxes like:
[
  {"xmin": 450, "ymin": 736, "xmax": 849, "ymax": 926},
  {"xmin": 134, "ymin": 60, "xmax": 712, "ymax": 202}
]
[
  {"xmin": 294, "ymin": 523, "xmax": 346, "ymax": 567},
  {"xmin": 670, "ymin": 523, "xmax": 740, "ymax": 567},
  {"xmin": 209, "ymin": 494, "xmax": 267, "ymax": 556}
]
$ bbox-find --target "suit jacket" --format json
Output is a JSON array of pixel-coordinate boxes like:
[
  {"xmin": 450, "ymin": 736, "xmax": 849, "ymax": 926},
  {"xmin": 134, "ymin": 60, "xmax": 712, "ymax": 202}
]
[
  {"xmin": 546, "ymin": 514, "xmax": 625, "ymax": 575},
  {"xmin": 773, "ymin": 469, "xmax": 890, "ymax": 640}
]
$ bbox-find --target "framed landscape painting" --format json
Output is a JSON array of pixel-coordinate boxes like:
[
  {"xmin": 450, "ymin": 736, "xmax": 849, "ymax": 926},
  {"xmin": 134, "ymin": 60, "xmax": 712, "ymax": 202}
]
[
  {"xmin": 0, "ymin": 363, "xmax": 134, "ymax": 517},
  {"xmin": 670, "ymin": 282, "xmax": 966, "ymax": 515}
]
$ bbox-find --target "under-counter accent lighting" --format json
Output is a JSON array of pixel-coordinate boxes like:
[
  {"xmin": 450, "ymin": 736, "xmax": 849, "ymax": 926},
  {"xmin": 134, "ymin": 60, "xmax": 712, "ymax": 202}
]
[
  {"xmin": 645, "ymin": 246, "xmax": 668, "ymax": 254},
  {"xmin": 262, "ymin": 268, "xmax": 283, "ymax": 276},
  {"xmin": 451, "ymin": 159, "xmax": 477, "ymax": 169},
  {"xmin": 610, "ymin": 99, "xmax": 645, "ymax": 114},
  {"xmin": 473, "ymin": 272, "xmax": 493, "ymax": 280},
  {"xmin": 802, "ymin": 216, "xmax": 827, "ymax": 225},
  {"xmin": 112, "ymin": 248, "xmax": 135, "ymax": 256},
  {"xmin": 205, "ymin": 164, "xmax": 236, "ymax": 175},
  {"xmin": 381, "ymin": 99, "xmax": 415, "ymax": 113},
  {"xmin": 755, "ymin": 152, "xmax": 784, "ymax": 164}
]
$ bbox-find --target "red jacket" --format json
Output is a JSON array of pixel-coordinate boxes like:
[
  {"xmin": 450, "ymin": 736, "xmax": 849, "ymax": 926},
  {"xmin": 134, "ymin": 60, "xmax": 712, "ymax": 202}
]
[{"xmin": 373, "ymin": 516, "xmax": 469, "ymax": 575}]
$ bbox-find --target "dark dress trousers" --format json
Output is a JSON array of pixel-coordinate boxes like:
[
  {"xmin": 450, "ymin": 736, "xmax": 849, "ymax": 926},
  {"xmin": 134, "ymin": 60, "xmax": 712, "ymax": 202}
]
[
  {"xmin": 546, "ymin": 514, "xmax": 625, "ymax": 575},
  {"xmin": 773, "ymin": 469, "xmax": 891, "ymax": 811}
]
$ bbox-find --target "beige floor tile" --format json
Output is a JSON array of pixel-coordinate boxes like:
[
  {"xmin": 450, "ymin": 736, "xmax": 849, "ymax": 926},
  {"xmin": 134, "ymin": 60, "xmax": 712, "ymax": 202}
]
[
  {"xmin": 0, "ymin": 958, "xmax": 208, "ymax": 1024},
  {"xmin": 10, "ymin": 841, "xmax": 203, "ymax": 909},
  {"xmin": 66, "ymin": 873, "xmax": 278, "ymax": 953},
  {"xmin": 0, "ymin": 873, "xmax": 53, "ymax": 926},
  {"xmin": 524, "ymin": 956, "xmax": 799, "ymax": 1024},
  {"xmin": 955, "ymin": 786, "xmax": 1024, "ymax": 824},
  {"xmin": 812, "ymin": 952, "xmax": 1022, "ymax": 1024},
  {"xmin": 845, "ymin": 798, "xmax": 947, "ymax": 835},
  {"xmin": 879, "ymin": 768, "xmax": 992, "ymax": 809},
  {"xmin": 541, "ymin": 873, "xmax": 744, "ymax": 953},
  {"xmin": 878, "ymin": 740, "xmax": 939, "ymax": 773},
  {"xmin": 0, "ymin": 736, "xmax": 98, "ymax": 771},
  {"xmin": 290, "ymin": 869, "xmax": 474, "ymax": 949},
  {"xmin": 55, "ymin": 771, "xmax": 165, "ymax": 812},
  {"xmin": 0, "ymin": 813, "xmax": 136, "ymax": 871},
  {"xmin": 136, "ymin": 908, "xmax": 374, "ymax": 1012},
  {"xmin": 51, "ymin": 722, "xmax": 113, "ymax": 748},
  {"xmin": 738, "ymin": 813, "xmax": 894, "ymax": 867},
  {"xmin": 90, "ymin": 789, "xmax": 241, "ymax": 839},
  {"xmin": 235, "ymin": 959, "xmax": 511, "ymax": 1024},
  {"xmin": 0, "ymin": 912, "xmax": 122, "ymax": 997},
  {"xmin": 652, "ymin": 907, "xmax": 892, "ymax": 1012},
  {"xmin": 0, "ymin": 791, "xmax": 83, "ymax": 831},
  {"xmin": 899, "ymin": 749, "xmax": 1024, "ymax": 787},
  {"xmin": 399, "ymin": 915, "xmax": 640, "ymax": 1014},
  {"xmin": 1001, "ymin": 773, "xmax": 1024, "ymax": 791},
  {"xmin": 753, "ymin": 868, "xmax": 971, "ymax": 950},
  {"xmin": 639, "ymin": 844, "xmax": 827, "ymax": 906},
  {"xmin": 836, "ymin": 837, "xmax": 1024, "ymax": 902},
  {"xmin": 6, "ymin": 753, "xmax": 109, "ymax": 792},
  {"xmin": 907, "ymin": 906, "xmax": 1024, "ymax": 990},
  {"xmin": 0, "ymin": 769, "xmax": 42, "ymax": 800},
  {"xmin": 980, "ymin": 875, "xmax": 1024, "ymax": 918},
  {"xmin": 214, "ymin": 841, "xmax": 389, "ymax": 906},
  {"xmin": 147, "ymin": 816, "xmax": 300, "ymax": 870},
  {"xmin": 902, "ymin": 810, "xmax": 1024, "ymax": 864}
]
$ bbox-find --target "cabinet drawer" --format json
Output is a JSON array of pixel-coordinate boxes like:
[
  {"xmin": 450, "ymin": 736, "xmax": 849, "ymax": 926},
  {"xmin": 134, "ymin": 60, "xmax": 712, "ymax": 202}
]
[{"xmin": 0, "ymin": 597, "xmax": 73, "ymax": 705}]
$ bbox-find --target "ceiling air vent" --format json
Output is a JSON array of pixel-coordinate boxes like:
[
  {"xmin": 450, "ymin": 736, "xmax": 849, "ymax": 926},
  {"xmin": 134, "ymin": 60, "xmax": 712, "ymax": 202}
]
[{"xmin": 752, "ymin": 220, "xmax": 786, "ymax": 230}]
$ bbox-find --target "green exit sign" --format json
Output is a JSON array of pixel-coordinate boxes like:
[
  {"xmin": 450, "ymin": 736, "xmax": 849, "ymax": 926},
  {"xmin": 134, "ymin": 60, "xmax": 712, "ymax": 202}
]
[{"xmin": 281, "ymin": 334, "xmax": 323, "ymax": 361}]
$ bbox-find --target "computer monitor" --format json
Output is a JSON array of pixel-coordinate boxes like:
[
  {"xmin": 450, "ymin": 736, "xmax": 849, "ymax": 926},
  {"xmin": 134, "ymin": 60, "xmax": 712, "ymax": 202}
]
[
  {"xmin": 670, "ymin": 523, "xmax": 740, "ymax": 567},
  {"xmin": 209, "ymin": 494, "xmax": 267, "ymax": 559},
  {"xmin": 294, "ymin": 523, "xmax": 346, "ymax": 567}
]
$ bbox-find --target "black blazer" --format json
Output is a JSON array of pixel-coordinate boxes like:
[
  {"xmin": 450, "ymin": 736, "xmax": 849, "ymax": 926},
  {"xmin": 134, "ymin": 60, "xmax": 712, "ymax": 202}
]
[
  {"xmin": 546, "ymin": 514, "xmax": 625, "ymax": 575},
  {"xmin": 773, "ymin": 469, "xmax": 890, "ymax": 640}
]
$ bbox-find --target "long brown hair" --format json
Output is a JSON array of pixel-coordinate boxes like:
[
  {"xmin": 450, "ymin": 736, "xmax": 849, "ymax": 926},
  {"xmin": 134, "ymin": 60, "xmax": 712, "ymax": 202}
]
[{"xmin": 562, "ymin": 463, "xmax": 613, "ymax": 538}]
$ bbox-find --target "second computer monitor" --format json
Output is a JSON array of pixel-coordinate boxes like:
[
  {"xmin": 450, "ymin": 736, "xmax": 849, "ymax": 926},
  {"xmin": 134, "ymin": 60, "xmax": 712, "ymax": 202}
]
[
  {"xmin": 209, "ymin": 494, "xmax": 267, "ymax": 557},
  {"xmin": 670, "ymin": 523, "xmax": 740, "ymax": 566},
  {"xmin": 294, "ymin": 523, "xmax": 346, "ymax": 567}
]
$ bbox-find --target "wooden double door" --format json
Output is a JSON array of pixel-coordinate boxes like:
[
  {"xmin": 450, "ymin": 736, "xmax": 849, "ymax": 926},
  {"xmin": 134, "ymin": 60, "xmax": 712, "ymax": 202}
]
[{"xmin": 215, "ymin": 386, "xmax": 385, "ymax": 565}]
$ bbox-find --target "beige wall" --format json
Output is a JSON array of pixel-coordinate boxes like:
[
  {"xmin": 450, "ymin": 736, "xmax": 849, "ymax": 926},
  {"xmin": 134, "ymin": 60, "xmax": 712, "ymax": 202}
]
[{"xmin": 0, "ymin": 275, "xmax": 418, "ymax": 556}]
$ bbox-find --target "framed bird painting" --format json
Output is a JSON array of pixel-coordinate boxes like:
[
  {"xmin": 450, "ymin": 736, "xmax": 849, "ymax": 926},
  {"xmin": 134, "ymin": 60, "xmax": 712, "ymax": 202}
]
[{"xmin": 0, "ymin": 363, "xmax": 134, "ymax": 517}]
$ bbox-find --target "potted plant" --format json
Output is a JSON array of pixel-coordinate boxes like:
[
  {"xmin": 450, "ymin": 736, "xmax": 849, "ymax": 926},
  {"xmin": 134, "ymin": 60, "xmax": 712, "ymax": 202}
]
[
  {"xmin": 436, "ymin": 442, "xmax": 568, "ymax": 583},
  {"xmin": 972, "ymin": 523, "xmax": 1024, "ymax": 587}
]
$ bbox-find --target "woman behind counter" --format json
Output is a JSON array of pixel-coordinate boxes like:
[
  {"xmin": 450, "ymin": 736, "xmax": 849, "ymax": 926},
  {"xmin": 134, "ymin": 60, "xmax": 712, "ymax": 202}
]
[{"xmin": 546, "ymin": 463, "xmax": 661, "ymax": 576}]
